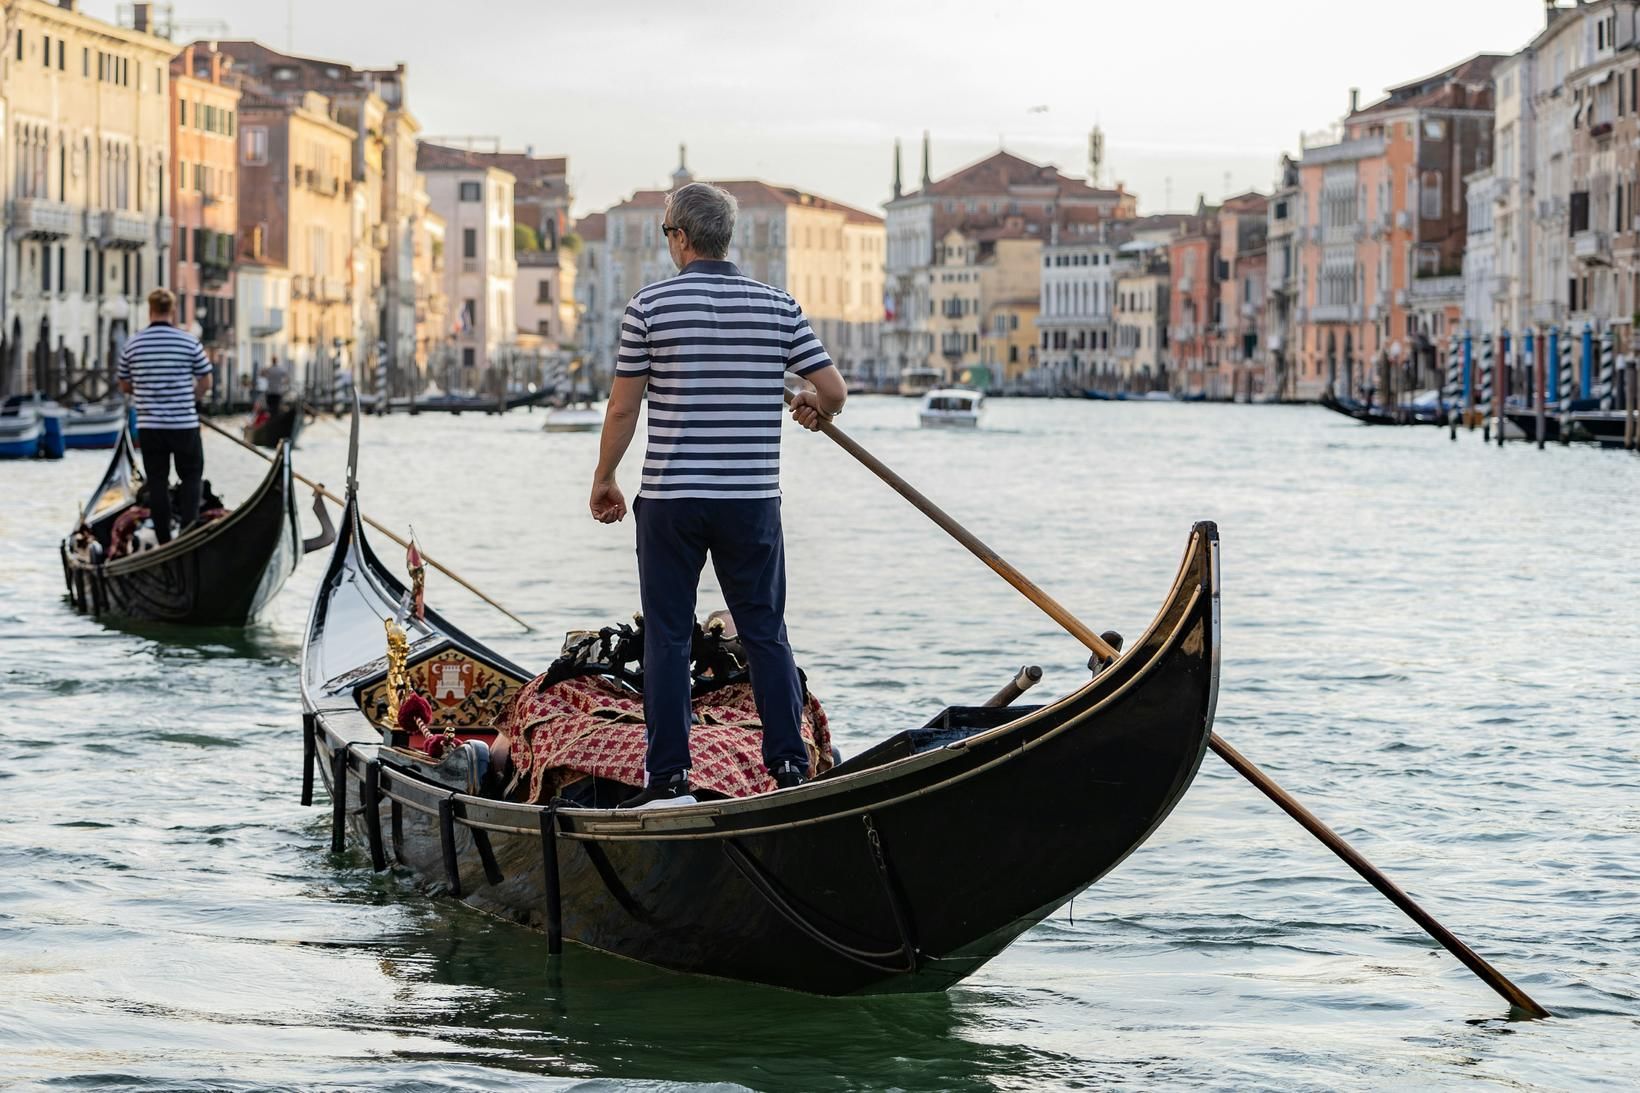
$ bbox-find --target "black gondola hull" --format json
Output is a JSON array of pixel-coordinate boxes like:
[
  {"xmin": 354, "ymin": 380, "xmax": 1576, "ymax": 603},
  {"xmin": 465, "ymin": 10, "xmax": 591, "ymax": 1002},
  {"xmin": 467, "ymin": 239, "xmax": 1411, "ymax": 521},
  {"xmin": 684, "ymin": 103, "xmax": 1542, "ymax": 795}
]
[
  {"xmin": 304, "ymin": 465, "xmax": 1218, "ymax": 993},
  {"xmin": 63, "ymin": 432, "xmax": 301, "ymax": 626}
]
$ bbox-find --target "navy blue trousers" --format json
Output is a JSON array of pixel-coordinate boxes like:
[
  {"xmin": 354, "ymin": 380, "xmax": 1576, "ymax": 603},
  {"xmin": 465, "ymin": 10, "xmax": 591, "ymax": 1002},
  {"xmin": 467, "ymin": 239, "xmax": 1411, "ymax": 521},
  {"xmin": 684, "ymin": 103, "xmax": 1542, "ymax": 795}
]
[{"xmin": 635, "ymin": 496, "xmax": 808, "ymax": 780}]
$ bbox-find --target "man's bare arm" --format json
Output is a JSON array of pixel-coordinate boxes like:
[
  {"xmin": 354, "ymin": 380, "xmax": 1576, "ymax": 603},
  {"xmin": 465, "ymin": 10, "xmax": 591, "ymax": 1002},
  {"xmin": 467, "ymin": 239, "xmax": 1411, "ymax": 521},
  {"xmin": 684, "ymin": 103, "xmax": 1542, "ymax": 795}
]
[
  {"xmin": 789, "ymin": 364, "xmax": 847, "ymax": 431},
  {"xmin": 589, "ymin": 375, "xmax": 647, "ymax": 523}
]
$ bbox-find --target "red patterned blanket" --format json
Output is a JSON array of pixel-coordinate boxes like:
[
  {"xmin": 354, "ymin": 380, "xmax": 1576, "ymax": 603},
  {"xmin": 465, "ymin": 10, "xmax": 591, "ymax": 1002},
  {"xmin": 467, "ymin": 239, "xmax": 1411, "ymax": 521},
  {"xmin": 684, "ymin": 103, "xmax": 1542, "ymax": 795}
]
[{"xmin": 496, "ymin": 674, "xmax": 832, "ymax": 803}]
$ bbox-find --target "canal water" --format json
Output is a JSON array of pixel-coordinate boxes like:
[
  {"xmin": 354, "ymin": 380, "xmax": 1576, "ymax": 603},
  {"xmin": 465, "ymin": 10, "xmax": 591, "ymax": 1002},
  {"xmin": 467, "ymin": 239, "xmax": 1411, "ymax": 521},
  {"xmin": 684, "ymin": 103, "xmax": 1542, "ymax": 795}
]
[{"xmin": 1, "ymin": 399, "xmax": 1636, "ymax": 1090}]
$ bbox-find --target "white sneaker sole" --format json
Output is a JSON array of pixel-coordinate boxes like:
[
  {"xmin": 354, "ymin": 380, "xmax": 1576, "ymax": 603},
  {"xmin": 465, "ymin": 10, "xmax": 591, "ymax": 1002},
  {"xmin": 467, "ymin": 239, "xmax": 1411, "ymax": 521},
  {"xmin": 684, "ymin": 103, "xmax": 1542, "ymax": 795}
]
[{"xmin": 626, "ymin": 794, "xmax": 698, "ymax": 811}]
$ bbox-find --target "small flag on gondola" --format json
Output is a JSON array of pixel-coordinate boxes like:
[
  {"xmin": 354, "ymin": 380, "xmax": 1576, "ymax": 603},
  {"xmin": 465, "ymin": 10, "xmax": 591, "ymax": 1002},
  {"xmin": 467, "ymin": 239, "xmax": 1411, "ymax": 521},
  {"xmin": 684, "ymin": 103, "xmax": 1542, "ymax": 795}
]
[{"xmin": 406, "ymin": 530, "xmax": 427, "ymax": 621}]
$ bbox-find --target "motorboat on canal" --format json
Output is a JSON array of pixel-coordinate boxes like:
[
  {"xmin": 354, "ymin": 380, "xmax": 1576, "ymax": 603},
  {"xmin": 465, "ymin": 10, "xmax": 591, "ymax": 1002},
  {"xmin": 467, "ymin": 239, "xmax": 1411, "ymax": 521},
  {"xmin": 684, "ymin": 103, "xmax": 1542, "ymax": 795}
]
[
  {"xmin": 541, "ymin": 404, "xmax": 603, "ymax": 433},
  {"xmin": 918, "ymin": 388, "xmax": 984, "ymax": 429},
  {"xmin": 298, "ymin": 404, "xmax": 1221, "ymax": 995},
  {"xmin": 60, "ymin": 422, "xmax": 317, "ymax": 625}
]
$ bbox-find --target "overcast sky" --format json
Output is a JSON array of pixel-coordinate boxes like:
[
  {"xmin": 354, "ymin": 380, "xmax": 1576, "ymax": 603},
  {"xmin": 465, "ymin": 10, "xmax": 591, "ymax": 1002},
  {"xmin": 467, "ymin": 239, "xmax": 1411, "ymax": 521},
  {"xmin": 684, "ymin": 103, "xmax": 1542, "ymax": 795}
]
[{"xmin": 91, "ymin": 0, "xmax": 1551, "ymax": 219}]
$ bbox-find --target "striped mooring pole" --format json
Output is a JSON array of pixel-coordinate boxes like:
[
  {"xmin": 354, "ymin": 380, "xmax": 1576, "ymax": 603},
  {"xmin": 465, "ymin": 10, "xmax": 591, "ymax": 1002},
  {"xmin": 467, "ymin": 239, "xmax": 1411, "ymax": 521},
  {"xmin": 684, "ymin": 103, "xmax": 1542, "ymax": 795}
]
[
  {"xmin": 1581, "ymin": 322, "xmax": 1595, "ymax": 401},
  {"xmin": 1598, "ymin": 326, "xmax": 1616, "ymax": 410},
  {"xmin": 1479, "ymin": 333, "xmax": 1494, "ymax": 421},
  {"xmin": 1463, "ymin": 329, "xmax": 1475, "ymax": 428}
]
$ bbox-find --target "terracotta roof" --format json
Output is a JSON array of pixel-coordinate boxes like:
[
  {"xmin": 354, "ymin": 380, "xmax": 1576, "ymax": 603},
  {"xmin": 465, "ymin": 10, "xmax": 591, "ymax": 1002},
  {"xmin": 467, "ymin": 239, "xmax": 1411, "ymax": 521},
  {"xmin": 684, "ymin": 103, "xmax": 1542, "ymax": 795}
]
[
  {"xmin": 1221, "ymin": 192, "xmax": 1269, "ymax": 213},
  {"xmin": 416, "ymin": 142, "xmax": 567, "ymax": 184},
  {"xmin": 1352, "ymin": 53, "xmax": 1505, "ymax": 118},
  {"xmin": 573, "ymin": 212, "xmax": 606, "ymax": 241},
  {"xmin": 902, "ymin": 150, "xmax": 1129, "ymax": 203},
  {"xmin": 209, "ymin": 40, "xmax": 398, "ymax": 97}
]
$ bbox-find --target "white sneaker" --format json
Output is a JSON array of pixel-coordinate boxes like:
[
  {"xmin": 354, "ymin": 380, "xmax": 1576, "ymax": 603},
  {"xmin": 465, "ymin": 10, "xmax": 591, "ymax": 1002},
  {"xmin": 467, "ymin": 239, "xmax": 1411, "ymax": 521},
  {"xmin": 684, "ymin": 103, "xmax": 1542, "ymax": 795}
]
[{"xmin": 626, "ymin": 793, "xmax": 698, "ymax": 811}]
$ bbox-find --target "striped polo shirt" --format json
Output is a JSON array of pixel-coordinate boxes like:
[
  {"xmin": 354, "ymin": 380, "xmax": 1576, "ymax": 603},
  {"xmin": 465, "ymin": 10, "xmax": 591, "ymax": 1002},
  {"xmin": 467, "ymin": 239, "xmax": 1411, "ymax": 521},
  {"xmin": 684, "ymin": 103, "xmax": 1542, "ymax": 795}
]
[
  {"xmin": 617, "ymin": 260, "xmax": 832, "ymax": 500},
  {"xmin": 117, "ymin": 322, "xmax": 212, "ymax": 430}
]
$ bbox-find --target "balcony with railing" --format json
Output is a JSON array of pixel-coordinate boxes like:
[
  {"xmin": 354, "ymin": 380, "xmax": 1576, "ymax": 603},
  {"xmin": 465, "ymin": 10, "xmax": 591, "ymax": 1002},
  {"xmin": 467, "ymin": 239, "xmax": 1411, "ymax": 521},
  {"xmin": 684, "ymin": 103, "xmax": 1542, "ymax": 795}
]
[
  {"xmin": 98, "ymin": 210, "xmax": 151, "ymax": 249},
  {"xmin": 1573, "ymin": 230, "xmax": 1611, "ymax": 264},
  {"xmin": 249, "ymin": 308, "xmax": 285, "ymax": 337},
  {"xmin": 8, "ymin": 198, "xmax": 73, "ymax": 239},
  {"xmin": 1408, "ymin": 274, "xmax": 1463, "ymax": 302},
  {"xmin": 1490, "ymin": 273, "xmax": 1511, "ymax": 299},
  {"xmin": 1310, "ymin": 303, "xmax": 1353, "ymax": 323},
  {"xmin": 319, "ymin": 277, "xmax": 347, "ymax": 303}
]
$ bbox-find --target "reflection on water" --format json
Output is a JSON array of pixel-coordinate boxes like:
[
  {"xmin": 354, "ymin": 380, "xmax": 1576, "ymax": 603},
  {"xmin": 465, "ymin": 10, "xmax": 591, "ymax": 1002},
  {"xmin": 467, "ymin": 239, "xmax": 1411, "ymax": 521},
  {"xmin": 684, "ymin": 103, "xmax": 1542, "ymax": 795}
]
[{"xmin": 1, "ymin": 399, "xmax": 1637, "ymax": 1090}]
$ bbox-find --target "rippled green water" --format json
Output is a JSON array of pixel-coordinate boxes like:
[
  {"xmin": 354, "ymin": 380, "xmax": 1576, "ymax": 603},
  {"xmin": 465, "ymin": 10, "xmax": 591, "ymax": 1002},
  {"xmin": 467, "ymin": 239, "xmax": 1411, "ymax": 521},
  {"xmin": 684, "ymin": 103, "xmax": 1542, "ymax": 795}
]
[{"xmin": 2, "ymin": 400, "xmax": 1637, "ymax": 1090}]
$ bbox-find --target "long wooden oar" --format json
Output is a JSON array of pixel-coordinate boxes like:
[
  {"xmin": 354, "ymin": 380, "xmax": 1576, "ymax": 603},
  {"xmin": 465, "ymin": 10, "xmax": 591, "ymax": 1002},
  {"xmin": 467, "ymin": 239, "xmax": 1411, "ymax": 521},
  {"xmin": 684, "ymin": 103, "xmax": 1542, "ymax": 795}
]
[
  {"xmin": 200, "ymin": 417, "xmax": 533, "ymax": 632},
  {"xmin": 790, "ymin": 391, "xmax": 1550, "ymax": 1018}
]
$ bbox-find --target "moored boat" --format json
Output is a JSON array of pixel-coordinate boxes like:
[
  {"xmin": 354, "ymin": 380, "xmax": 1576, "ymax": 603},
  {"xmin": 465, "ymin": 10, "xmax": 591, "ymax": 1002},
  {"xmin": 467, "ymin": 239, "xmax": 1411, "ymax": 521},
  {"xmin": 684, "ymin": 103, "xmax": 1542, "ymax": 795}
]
[
  {"xmin": 0, "ymin": 411, "xmax": 42, "ymax": 459},
  {"xmin": 896, "ymin": 367, "xmax": 943, "ymax": 398},
  {"xmin": 61, "ymin": 423, "xmax": 306, "ymax": 625},
  {"xmin": 918, "ymin": 388, "xmax": 983, "ymax": 429},
  {"xmin": 541, "ymin": 404, "xmax": 602, "ymax": 433},
  {"xmin": 62, "ymin": 403, "xmax": 126, "ymax": 450},
  {"xmin": 299, "ymin": 408, "xmax": 1221, "ymax": 995}
]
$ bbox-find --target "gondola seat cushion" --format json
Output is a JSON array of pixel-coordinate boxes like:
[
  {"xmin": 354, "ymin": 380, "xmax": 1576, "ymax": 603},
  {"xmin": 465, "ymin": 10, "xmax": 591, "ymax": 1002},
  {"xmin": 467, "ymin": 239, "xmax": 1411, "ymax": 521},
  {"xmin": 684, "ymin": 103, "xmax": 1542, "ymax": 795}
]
[{"xmin": 497, "ymin": 674, "xmax": 834, "ymax": 802}]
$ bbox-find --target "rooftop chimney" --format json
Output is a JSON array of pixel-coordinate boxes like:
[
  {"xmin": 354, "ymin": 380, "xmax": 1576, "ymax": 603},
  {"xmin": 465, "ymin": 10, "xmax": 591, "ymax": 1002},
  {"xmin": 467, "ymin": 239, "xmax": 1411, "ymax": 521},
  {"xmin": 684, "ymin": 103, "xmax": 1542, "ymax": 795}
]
[
  {"xmin": 892, "ymin": 138, "xmax": 903, "ymax": 199},
  {"xmin": 57, "ymin": 1, "xmax": 77, "ymax": 11},
  {"xmin": 132, "ymin": 2, "xmax": 150, "ymax": 32},
  {"xmin": 1349, "ymin": 87, "xmax": 1360, "ymax": 114},
  {"xmin": 921, "ymin": 131, "xmax": 931, "ymax": 187}
]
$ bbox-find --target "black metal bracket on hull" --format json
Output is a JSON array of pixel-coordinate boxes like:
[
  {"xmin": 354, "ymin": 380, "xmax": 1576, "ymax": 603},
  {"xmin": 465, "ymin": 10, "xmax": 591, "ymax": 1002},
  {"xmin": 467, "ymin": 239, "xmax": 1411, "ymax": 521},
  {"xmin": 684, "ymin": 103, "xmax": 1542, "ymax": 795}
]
[
  {"xmin": 363, "ymin": 760, "xmax": 387, "ymax": 872},
  {"xmin": 390, "ymin": 798, "xmax": 405, "ymax": 864},
  {"xmin": 330, "ymin": 746, "xmax": 350, "ymax": 854},
  {"xmin": 460, "ymin": 799, "xmax": 505, "ymax": 887},
  {"xmin": 721, "ymin": 812, "xmax": 921, "ymax": 976},
  {"xmin": 437, "ymin": 796, "xmax": 462, "ymax": 897},
  {"xmin": 539, "ymin": 803, "xmax": 563, "ymax": 956},
  {"xmin": 301, "ymin": 713, "xmax": 317, "ymax": 807}
]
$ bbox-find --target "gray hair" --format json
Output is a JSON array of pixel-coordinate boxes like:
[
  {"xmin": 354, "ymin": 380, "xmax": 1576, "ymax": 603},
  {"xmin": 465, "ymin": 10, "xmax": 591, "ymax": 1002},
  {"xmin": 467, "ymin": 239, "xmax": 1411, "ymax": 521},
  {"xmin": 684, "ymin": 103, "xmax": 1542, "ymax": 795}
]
[{"xmin": 666, "ymin": 182, "xmax": 737, "ymax": 258}]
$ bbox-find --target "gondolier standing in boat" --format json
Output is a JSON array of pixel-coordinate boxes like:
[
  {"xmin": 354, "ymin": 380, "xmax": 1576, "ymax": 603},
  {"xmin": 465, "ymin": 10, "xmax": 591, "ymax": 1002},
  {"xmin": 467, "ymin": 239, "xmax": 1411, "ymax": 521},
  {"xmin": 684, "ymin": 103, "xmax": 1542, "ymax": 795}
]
[
  {"xmin": 261, "ymin": 355, "xmax": 290, "ymax": 415},
  {"xmin": 117, "ymin": 288, "xmax": 213, "ymax": 544},
  {"xmin": 589, "ymin": 181, "xmax": 848, "ymax": 808}
]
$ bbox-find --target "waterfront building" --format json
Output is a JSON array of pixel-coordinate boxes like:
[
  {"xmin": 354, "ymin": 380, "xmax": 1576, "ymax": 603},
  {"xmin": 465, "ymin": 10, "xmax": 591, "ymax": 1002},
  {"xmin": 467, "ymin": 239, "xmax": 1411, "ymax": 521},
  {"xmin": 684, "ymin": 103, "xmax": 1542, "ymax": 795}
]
[
  {"xmin": 515, "ymin": 247, "xmax": 576, "ymax": 347},
  {"xmin": 415, "ymin": 142, "xmax": 515, "ymax": 385},
  {"xmin": 169, "ymin": 43, "xmax": 239, "ymax": 388},
  {"xmin": 213, "ymin": 42, "xmax": 420, "ymax": 395},
  {"xmin": 1565, "ymin": 5, "xmax": 1640, "ymax": 361},
  {"xmin": 1167, "ymin": 202, "xmax": 1220, "ymax": 396},
  {"xmin": 1265, "ymin": 157, "xmax": 1303, "ymax": 399},
  {"xmin": 1113, "ymin": 244, "xmax": 1170, "ymax": 388},
  {"xmin": 928, "ymin": 222, "xmax": 1040, "ymax": 389},
  {"xmin": 0, "ymin": 0, "xmax": 174, "ymax": 401},
  {"xmin": 1461, "ymin": 166, "xmax": 1498, "ymax": 334},
  {"xmin": 572, "ymin": 211, "xmax": 607, "ymax": 379},
  {"xmin": 234, "ymin": 85, "xmax": 354, "ymax": 390},
  {"xmin": 1037, "ymin": 219, "xmax": 1127, "ymax": 392},
  {"xmin": 409, "ymin": 182, "xmax": 445, "ymax": 377},
  {"xmin": 882, "ymin": 138, "xmax": 1136, "ymax": 387},
  {"xmin": 1215, "ymin": 192, "xmax": 1269, "ymax": 400},
  {"xmin": 592, "ymin": 153, "xmax": 885, "ymax": 382},
  {"xmin": 1293, "ymin": 57, "xmax": 1499, "ymax": 400}
]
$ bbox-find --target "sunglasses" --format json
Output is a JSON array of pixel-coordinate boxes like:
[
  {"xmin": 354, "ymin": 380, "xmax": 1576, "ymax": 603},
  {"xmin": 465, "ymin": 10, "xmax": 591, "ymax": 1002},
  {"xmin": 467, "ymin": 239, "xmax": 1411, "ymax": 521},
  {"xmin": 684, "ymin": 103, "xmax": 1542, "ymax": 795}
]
[{"xmin": 661, "ymin": 223, "xmax": 683, "ymax": 237}]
